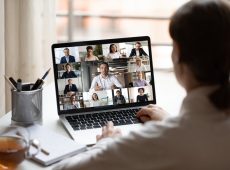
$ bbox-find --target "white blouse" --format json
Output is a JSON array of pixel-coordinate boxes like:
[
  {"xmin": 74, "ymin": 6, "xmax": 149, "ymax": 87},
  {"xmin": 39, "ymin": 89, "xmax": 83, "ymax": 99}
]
[
  {"xmin": 107, "ymin": 52, "xmax": 121, "ymax": 59},
  {"xmin": 135, "ymin": 65, "xmax": 146, "ymax": 72},
  {"xmin": 54, "ymin": 86, "xmax": 230, "ymax": 170}
]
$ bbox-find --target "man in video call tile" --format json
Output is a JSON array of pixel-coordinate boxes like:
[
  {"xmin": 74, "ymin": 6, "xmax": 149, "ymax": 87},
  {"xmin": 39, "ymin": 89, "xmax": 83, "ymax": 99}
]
[
  {"xmin": 133, "ymin": 72, "xmax": 149, "ymax": 87},
  {"xmin": 61, "ymin": 63, "xmax": 77, "ymax": 78},
  {"xmin": 129, "ymin": 41, "xmax": 148, "ymax": 57},
  {"xmin": 114, "ymin": 90, "xmax": 126, "ymax": 104},
  {"xmin": 64, "ymin": 79, "xmax": 78, "ymax": 95},
  {"xmin": 60, "ymin": 48, "xmax": 76, "ymax": 64},
  {"xmin": 90, "ymin": 62, "xmax": 123, "ymax": 91}
]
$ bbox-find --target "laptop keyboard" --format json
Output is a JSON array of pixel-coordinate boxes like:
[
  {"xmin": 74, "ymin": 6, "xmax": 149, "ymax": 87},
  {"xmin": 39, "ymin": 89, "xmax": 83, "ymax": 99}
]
[{"xmin": 65, "ymin": 108, "xmax": 141, "ymax": 131}]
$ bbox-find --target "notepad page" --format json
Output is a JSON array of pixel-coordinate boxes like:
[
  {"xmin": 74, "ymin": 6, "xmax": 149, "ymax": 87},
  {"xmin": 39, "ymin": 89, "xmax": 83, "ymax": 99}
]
[{"xmin": 27, "ymin": 124, "xmax": 86, "ymax": 166}]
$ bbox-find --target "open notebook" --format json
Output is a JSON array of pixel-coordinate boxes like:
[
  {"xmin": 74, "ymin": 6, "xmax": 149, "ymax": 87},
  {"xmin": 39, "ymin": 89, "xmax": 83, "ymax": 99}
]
[
  {"xmin": 27, "ymin": 125, "xmax": 86, "ymax": 166},
  {"xmin": 0, "ymin": 124, "xmax": 86, "ymax": 166}
]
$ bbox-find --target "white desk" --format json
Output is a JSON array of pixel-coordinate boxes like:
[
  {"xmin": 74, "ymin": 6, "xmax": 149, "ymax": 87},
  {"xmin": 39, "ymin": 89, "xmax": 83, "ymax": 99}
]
[
  {"xmin": 0, "ymin": 82, "xmax": 68, "ymax": 170},
  {"xmin": 0, "ymin": 71, "xmax": 185, "ymax": 170}
]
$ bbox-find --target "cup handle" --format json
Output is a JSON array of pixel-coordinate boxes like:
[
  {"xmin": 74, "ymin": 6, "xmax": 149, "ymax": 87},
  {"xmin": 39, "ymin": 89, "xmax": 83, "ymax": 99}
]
[{"xmin": 26, "ymin": 139, "xmax": 41, "ymax": 158}]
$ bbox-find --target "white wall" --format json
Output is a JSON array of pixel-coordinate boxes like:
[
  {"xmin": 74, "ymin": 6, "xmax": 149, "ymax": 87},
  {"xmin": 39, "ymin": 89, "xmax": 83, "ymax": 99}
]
[{"xmin": 4, "ymin": 0, "xmax": 56, "ymax": 112}]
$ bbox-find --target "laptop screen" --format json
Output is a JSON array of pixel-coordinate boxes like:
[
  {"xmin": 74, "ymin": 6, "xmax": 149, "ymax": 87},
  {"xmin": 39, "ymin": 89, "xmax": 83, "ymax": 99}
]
[{"xmin": 52, "ymin": 36, "xmax": 156, "ymax": 115}]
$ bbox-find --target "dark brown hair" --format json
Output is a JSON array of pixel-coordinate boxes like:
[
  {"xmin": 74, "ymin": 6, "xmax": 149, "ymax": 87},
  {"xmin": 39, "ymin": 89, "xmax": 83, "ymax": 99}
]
[
  {"xmin": 169, "ymin": 0, "xmax": 230, "ymax": 110},
  {"xmin": 109, "ymin": 44, "xmax": 118, "ymax": 53},
  {"xmin": 65, "ymin": 63, "xmax": 71, "ymax": 69},
  {"xmin": 135, "ymin": 42, "xmax": 141, "ymax": 46},
  {"xmin": 138, "ymin": 88, "xmax": 145, "ymax": 93},
  {"xmin": 86, "ymin": 46, "xmax": 93, "ymax": 51},
  {"xmin": 99, "ymin": 62, "xmax": 109, "ymax": 68},
  {"xmin": 92, "ymin": 93, "xmax": 99, "ymax": 101}
]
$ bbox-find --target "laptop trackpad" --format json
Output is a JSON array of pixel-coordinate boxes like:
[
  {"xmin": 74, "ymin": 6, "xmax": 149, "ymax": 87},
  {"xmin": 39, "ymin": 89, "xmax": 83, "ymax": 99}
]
[{"xmin": 72, "ymin": 124, "xmax": 142, "ymax": 145}]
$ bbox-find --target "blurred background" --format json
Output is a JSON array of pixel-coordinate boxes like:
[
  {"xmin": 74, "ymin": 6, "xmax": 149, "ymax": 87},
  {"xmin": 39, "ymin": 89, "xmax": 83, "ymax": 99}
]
[
  {"xmin": 56, "ymin": 0, "xmax": 189, "ymax": 69},
  {"xmin": 1, "ymin": 0, "xmax": 188, "ymax": 116}
]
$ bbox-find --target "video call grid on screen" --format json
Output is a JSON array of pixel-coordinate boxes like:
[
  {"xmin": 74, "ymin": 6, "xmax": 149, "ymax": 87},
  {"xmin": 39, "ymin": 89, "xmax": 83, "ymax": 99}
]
[{"xmin": 52, "ymin": 36, "xmax": 156, "ymax": 114}]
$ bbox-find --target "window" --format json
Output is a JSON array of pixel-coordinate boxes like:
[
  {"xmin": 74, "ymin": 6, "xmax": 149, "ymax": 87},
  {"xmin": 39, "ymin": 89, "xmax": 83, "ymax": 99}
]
[{"xmin": 56, "ymin": 0, "xmax": 189, "ymax": 69}]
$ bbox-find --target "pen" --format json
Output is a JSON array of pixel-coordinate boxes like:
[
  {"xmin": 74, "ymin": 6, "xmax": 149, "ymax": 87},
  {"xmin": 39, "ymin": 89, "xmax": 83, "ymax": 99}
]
[
  {"xmin": 41, "ymin": 68, "xmax": 51, "ymax": 80},
  {"xmin": 9, "ymin": 77, "xmax": 18, "ymax": 88},
  {"xmin": 16, "ymin": 132, "xmax": 50, "ymax": 156},
  {"xmin": 32, "ymin": 139, "xmax": 50, "ymax": 156},
  {"xmin": 17, "ymin": 79, "xmax": 22, "ymax": 92},
  {"xmin": 4, "ymin": 75, "xmax": 17, "ymax": 90},
  {"xmin": 31, "ymin": 68, "xmax": 51, "ymax": 90}
]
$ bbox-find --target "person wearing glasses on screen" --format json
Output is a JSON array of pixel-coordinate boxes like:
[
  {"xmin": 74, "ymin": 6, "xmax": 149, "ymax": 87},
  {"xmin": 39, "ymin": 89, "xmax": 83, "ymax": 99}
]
[
  {"xmin": 60, "ymin": 48, "xmax": 76, "ymax": 64},
  {"xmin": 107, "ymin": 44, "xmax": 121, "ymax": 60},
  {"xmin": 61, "ymin": 63, "xmax": 77, "ymax": 79},
  {"xmin": 129, "ymin": 41, "xmax": 148, "ymax": 58},
  {"xmin": 85, "ymin": 46, "xmax": 98, "ymax": 61},
  {"xmin": 90, "ymin": 62, "xmax": 123, "ymax": 91}
]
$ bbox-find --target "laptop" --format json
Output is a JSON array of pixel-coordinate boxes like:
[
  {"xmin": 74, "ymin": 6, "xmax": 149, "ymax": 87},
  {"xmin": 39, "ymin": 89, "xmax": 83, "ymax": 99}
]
[{"xmin": 51, "ymin": 36, "xmax": 156, "ymax": 145}]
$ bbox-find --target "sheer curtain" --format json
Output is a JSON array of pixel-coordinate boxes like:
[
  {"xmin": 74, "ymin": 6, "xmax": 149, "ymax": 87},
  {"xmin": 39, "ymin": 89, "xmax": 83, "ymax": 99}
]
[
  {"xmin": 0, "ymin": 0, "xmax": 56, "ymax": 116},
  {"xmin": 0, "ymin": 0, "xmax": 5, "ymax": 116}
]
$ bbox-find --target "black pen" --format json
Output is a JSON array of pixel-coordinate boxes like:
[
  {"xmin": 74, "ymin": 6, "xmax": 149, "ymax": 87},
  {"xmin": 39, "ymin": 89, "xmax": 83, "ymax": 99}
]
[
  {"xmin": 4, "ymin": 75, "xmax": 17, "ymax": 90},
  {"xmin": 31, "ymin": 68, "xmax": 51, "ymax": 90},
  {"xmin": 9, "ymin": 77, "xmax": 18, "ymax": 88},
  {"xmin": 17, "ymin": 79, "xmax": 22, "ymax": 92}
]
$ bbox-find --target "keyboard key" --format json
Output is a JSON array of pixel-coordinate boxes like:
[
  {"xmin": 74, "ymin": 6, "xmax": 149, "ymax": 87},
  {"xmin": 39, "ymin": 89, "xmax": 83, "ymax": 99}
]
[
  {"xmin": 117, "ymin": 122, "xmax": 126, "ymax": 126},
  {"xmin": 93, "ymin": 123, "xmax": 100, "ymax": 126},
  {"xmin": 87, "ymin": 120, "xmax": 93, "ymax": 124},
  {"xmin": 131, "ymin": 118, "xmax": 141, "ymax": 124},
  {"xmin": 93, "ymin": 125, "xmax": 101, "ymax": 128},
  {"xmin": 73, "ymin": 127, "xmax": 80, "ymax": 131},
  {"xmin": 79, "ymin": 125, "xmax": 86, "ymax": 128},
  {"xmin": 125, "ymin": 120, "xmax": 132, "ymax": 124},
  {"xmin": 113, "ymin": 121, "xmax": 120, "ymax": 126},
  {"xmin": 99, "ymin": 121, "xmax": 106, "ymax": 126}
]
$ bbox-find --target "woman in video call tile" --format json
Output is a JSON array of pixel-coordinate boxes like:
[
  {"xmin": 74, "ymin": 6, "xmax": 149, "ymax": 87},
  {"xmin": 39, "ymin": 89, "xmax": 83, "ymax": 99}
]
[
  {"xmin": 136, "ymin": 88, "xmax": 148, "ymax": 102},
  {"xmin": 61, "ymin": 63, "xmax": 77, "ymax": 79},
  {"xmin": 133, "ymin": 72, "xmax": 149, "ymax": 87},
  {"xmin": 85, "ymin": 46, "xmax": 98, "ymax": 61},
  {"xmin": 64, "ymin": 94, "xmax": 81, "ymax": 110},
  {"xmin": 90, "ymin": 93, "xmax": 101, "ymax": 107},
  {"xmin": 114, "ymin": 90, "xmax": 126, "ymax": 104},
  {"xmin": 90, "ymin": 62, "xmax": 123, "ymax": 91},
  {"xmin": 129, "ymin": 41, "xmax": 148, "ymax": 58},
  {"xmin": 135, "ymin": 57, "xmax": 147, "ymax": 72},
  {"xmin": 107, "ymin": 44, "xmax": 121, "ymax": 60}
]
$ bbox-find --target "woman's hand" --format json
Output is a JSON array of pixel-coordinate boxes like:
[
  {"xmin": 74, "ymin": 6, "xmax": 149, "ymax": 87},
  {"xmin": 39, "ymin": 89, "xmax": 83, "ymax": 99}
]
[
  {"xmin": 136, "ymin": 104, "xmax": 168, "ymax": 123},
  {"xmin": 96, "ymin": 121, "xmax": 122, "ymax": 141}
]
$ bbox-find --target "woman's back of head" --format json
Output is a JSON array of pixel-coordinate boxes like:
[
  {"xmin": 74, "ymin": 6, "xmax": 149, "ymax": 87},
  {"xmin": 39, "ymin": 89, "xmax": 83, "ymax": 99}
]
[{"xmin": 169, "ymin": 0, "xmax": 230, "ymax": 111}]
